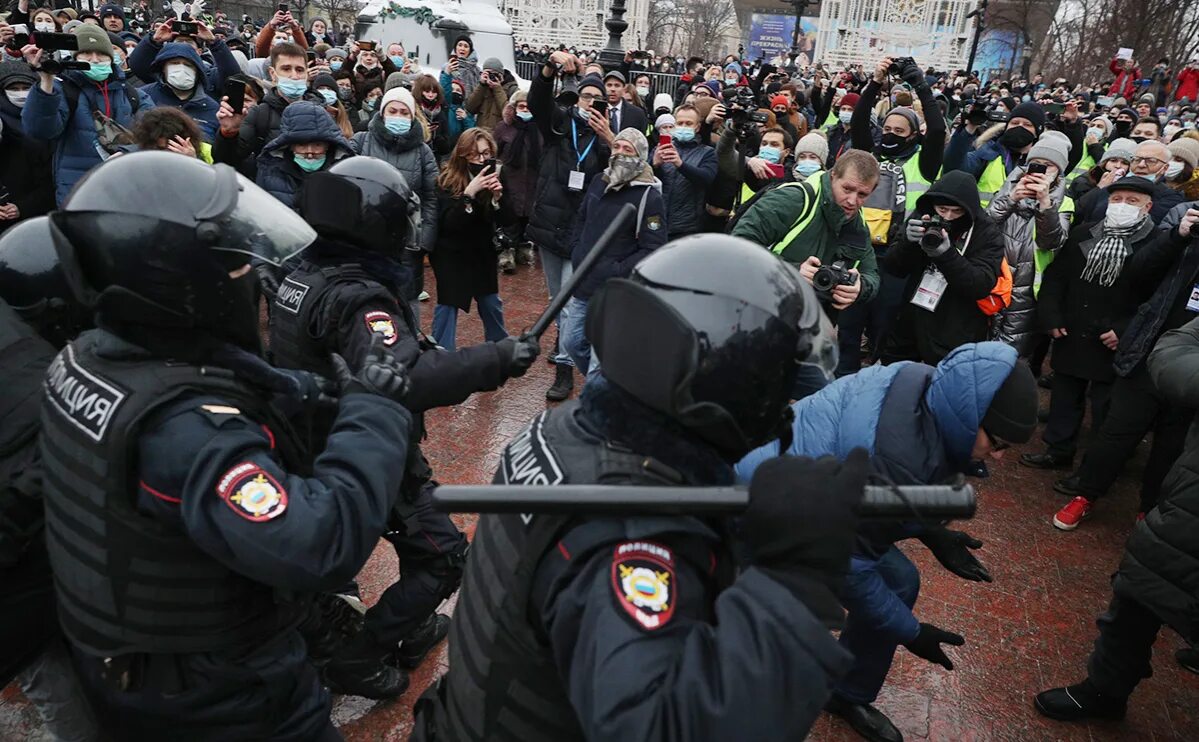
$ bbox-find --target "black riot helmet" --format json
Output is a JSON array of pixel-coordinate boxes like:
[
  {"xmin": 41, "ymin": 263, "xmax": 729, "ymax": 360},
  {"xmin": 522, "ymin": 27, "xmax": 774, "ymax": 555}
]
[
  {"xmin": 587, "ymin": 234, "xmax": 836, "ymax": 460},
  {"xmin": 0, "ymin": 216, "xmax": 92, "ymax": 349},
  {"xmin": 48, "ymin": 152, "xmax": 316, "ymax": 356},
  {"xmin": 298, "ymin": 156, "xmax": 420, "ymax": 257}
]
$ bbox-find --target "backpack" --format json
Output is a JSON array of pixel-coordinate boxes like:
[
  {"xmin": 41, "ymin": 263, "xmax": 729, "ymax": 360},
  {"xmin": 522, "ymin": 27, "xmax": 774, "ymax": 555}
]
[{"xmin": 977, "ymin": 257, "xmax": 1013, "ymax": 316}]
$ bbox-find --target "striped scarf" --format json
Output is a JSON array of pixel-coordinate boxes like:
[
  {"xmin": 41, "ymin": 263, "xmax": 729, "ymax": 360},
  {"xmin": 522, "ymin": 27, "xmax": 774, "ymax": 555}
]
[{"xmin": 1080, "ymin": 219, "xmax": 1144, "ymax": 287}]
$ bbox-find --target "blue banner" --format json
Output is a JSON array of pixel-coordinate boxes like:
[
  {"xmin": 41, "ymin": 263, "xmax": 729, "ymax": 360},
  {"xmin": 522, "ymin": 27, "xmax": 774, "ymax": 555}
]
[{"xmin": 747, "ymin": 13, "xmax": 818, "ymax": 64}]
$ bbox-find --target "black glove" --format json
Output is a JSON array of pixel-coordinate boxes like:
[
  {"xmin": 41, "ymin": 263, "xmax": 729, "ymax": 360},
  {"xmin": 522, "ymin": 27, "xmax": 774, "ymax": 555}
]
[
  {"xmin": 742, "ymin": 449, "xmax": 869, "ymax": 620},
  {"xmin": 496, "ymin": 336, "xmax": 540, "ymax": 378},
  {"xmin": 253, "ymin": 262, "xmax": 280, "ymax": 301},
  {"xmin": 919, "ymin": 527, "xmax": 993, "ymax": 582},
  {"xmin": 900, "ymin": 62, "xmax": 926, "ymax": 90},
  {"xmin": 329, "ymin": 335, "xmax": 410, "ymax": 403},
  {"xmin": 903, "ymin": 622, "xmax": 964, "ymax": 669}
]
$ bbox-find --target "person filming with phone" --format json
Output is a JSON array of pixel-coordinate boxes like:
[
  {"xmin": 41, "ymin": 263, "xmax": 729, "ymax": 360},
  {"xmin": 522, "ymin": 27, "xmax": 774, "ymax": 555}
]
[{"xmin": 651, "ymin": 103, "xmax": 715, "ymax": 240}]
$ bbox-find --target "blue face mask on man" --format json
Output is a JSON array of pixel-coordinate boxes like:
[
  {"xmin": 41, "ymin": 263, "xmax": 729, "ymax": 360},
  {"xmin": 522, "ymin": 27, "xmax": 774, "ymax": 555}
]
[
  {"xmin": 390, "ymin": 55, "xmax": 405, "ymax": 68},
  {"xmin": 757, "ymin": 145, "xmax": 782, "ymax": 164},
  {"xmin": 277, "ymin": 77, "xmax": 308, "ymax": 99},
  {"xmin": 294, "ymin": 154, "xmax": 326, "ymax": 172},
  {"xmin": 672, "ymin": 126, "xmax": 696, "ymax": 143}
]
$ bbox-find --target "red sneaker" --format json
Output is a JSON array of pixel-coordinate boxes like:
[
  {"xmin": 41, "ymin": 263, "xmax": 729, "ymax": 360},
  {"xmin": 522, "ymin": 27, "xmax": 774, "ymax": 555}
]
[
  {"xmin": 1053, "ymin": 497, "xmax": 1093, "ymax": 531},
  {"xmin": 1136, "ymin": 512, "xmax": 1146, "ymax": 522}
]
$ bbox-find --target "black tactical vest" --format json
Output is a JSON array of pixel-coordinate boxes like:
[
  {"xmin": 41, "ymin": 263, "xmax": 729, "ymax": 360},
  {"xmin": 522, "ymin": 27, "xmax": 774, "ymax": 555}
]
[
  {"xmin": 433, "ymin": 403, "xmax": 731, "ymax": 741},
  {"xmin": 40, "ymin": 331, "xmax": 303, "ymax": 656}
]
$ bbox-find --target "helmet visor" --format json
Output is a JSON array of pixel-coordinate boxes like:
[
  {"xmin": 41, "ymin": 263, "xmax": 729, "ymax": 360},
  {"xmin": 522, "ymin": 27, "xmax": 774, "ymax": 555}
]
[{"xmin": 213, "ymin": 174, "xmax": 317, "ymax": 266}]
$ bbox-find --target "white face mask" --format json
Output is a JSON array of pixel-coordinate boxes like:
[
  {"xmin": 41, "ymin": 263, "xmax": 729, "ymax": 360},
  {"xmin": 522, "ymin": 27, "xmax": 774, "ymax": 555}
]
[
  {"xmin": 1105, "ymin": 201, "xmax": 1145, "ymax": 229},
  {"xmin": 165, "ymin": 63, "xmax": 197, "ymax": 90},
  {"xmin": 5, "ymin": 89, "xmax": 29, "ymax": 108},
  {"xmin": 34, "ymin": 21, "xmax": 55, "ymax": 33},
  {"xmin": 1085, "ymin": 127, "xmax": 1104, "ymax": 141},
  {"xmin": 1166, "ymin": 161, "xmax": 1185, "ymax": 179}
]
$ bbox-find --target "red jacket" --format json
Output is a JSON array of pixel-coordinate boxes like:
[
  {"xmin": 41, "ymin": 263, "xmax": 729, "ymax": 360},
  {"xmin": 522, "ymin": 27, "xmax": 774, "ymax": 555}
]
[
  {"xmin": 1176, "ymin": 67, "xmax": 1199, "ymax": 103},
  {"xmin": 1108, "ymin": 58, "xmax": 1142, "ymax": 99}
]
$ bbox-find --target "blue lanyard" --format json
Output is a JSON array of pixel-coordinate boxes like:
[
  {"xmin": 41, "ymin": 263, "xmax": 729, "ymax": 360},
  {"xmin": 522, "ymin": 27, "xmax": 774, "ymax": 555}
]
[{"xmin": 571, "ymin": 119, "xmax": 596, "ymax": 169}]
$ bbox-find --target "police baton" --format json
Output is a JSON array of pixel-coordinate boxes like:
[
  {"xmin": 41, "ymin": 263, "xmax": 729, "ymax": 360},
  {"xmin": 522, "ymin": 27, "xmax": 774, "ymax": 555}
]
[
  {"xmin": 519, "ymin": 203, "xmax": 638, "ymax": 343},
  {"xmin": 431, "ymin": 483, "xmax": 977, "ymax": 520}
]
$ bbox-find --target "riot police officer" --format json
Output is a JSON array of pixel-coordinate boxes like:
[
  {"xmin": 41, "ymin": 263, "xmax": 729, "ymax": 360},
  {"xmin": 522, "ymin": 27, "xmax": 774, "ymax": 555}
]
[
  {"xmin": 414, "ymin": 234, "xmax": 870, "ymax": 741},
  {"xmin": 39, "ymin": 152, "xmax": 416, "ymax": 741},
  {"xmin": 270, "ymin": 156, "xmax": 540, "ymax": 699}
]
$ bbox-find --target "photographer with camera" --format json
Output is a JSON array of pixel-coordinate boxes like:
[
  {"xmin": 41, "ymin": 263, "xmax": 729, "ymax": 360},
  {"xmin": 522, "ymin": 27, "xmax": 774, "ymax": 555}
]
[
  {"xmin": 651, "ymin": 103, "xmax": 715, "ymax": 239},
  {"xmin": 465, "ymin": 58, "xmax": 514, "ymax": 131},
  {"xmin": 21, "ymin": 25, "xmax": 152, "ymax": 205},
  {"xmin": 945, "ymin": 100, "xmax": 1052, "ymax": 206},
  {"xmin": 129, "ymin": 17, "xmax": 240, "ymax": 99},
  {"xmin": 880, "ymin": 171, "xmax": 1006, "ymax": 367}
]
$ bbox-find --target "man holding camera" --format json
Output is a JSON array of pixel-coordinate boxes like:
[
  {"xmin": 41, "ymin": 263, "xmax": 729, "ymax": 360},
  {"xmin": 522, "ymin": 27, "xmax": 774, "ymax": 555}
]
[{"xmin": 465, "ymin": 58, "xmax": 512, "ymax": 131}]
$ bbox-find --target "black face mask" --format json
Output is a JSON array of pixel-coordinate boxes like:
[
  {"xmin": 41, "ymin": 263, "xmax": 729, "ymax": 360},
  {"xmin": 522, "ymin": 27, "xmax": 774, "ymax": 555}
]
[
  {"xmin": 999, "ymin": 126, "xmax": 1036, "ymax": 152},
  {"xmin": 879, "ymin": 132, "xmax": 916, "ymax": 156},
  {"xmin": 1114, "ymin": 119, "xmax": 1133, "ymax": 133},
  {"xmin": 467, "ymin": 162, "xmax": 486, "ymax": 176},
  {"xmin": 451, "ymin": 91, "xmax": 464, "ymax": 105},
  {"xmin": 1129, "ymin": 135, "xmax": 1149, "ymax": 144}
]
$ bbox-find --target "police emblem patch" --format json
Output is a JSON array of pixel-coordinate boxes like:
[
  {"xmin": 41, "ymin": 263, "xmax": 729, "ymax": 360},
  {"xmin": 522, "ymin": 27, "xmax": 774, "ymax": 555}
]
[
  {"xmin": 216, "ymin": 462, "xmax": 288, "ymax": 522},
  {"xmin": 363, "ymin": 311, "xmax": 399, "ymax": 346},
  {"xmin": 646, "ymin": 215, "xmax": 662, "ymax": 232},
  {"xmin": 611, "ymin": 541, "xmax": 676, "ymax": 631}
]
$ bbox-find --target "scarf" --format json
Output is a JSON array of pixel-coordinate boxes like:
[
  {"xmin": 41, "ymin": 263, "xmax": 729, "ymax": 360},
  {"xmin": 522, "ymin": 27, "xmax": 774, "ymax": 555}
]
[
  {"xmin": 1080, "ymin": 219, "xmax": 1145, "ymax": 287},
  {"xmin": 603, "ymin": 156, "xmax": 647, "ymax": 192},
  {"xmin": 368, "ymin": 112, "xmax": 423, "ymax": 152}
]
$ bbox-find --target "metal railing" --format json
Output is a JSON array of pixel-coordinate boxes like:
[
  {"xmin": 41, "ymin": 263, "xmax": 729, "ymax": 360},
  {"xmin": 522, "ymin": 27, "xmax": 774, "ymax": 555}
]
[{"xmin": 514, "ymin": 60, "xmax": 682, "ymax": 102}]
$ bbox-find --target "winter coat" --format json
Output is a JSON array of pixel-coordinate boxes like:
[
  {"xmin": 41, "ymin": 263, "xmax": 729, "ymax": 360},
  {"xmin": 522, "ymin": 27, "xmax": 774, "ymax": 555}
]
[
  {"xmin": 0, "ymin": 63, "xmax": 54, "ymax": 234},
  {"xmin": 255, "ymin": 102, "xmax": 354, "ymax": 208},
  {"xmin": 882, "ymin": 171, "xmax": 1006, "ymax": 365},
  {"xmin": 443, "ymin": 52, "xmax": 481, "ymax": 99},
  {"xmin": 736, "ymin": 341, "xmax": 1021, "ymax": 639},
  {"xmin": 985, "ymin": 166, "xmax": 1070, "ymax": 355},
  {"xmin": 415, "ymin": 101, "xmax": 452, "ymax": 159},
  {"xmin": 1074, "ymin": 179, "xmax": 1185, "ymax": 228},
  {"xmin": 651, "ymin": 139, "xmax": 716, "ymax": 237},
  {"xmin": 143, "ymin": 43, "xmax": 221, "ymax": 141},
  {"xmin": 21, "ymin": 69, "xmax": 154, "ymax": 205},
  {"xmin": 350, "ymin": 116, "xmax": 439, "ymax": 251},
  {"xmin": 430, "ymin": 187, "xmax": 500, "ymax": 310},
  {"xmin": 1108, "ymin": 58, "xmax": 1142, "ymax": 100},
  {"xmin": 212, "ymin": 89, "xmax": 327, "ymax": 179},
  {"xmin": 438, "ymin": 71, "xmax": 476, "ymax": 148},
  {"xmin": 129, "ymin": 35, "xmax": 240, "ymax": 99},
  {"xmin": 1038, "ymin": 219, "xmax": 1156, "ymax": 382},
  {"xmin": 494, "ymin": 104, "xmax": 542, "ymax": 219},
  {"xmin": 1176, "ymin": 68, "xmax": 1199, "ymax": 103},
  {"xmin": 568, "ymin": 166, "xmax": 667, "ymax": 301},
  {"xmin": 1113, "ymin": 317, "xmax": 1199, "ymax": 641},
  {"xmin": 464, "ymin": 79, "xmax": 510, "ymax": 131},
  {"xmin": 525, "ymin": 70, "xmax": 610, "ymax": 258},
  {"xmin": 943, "ymin": 124, "xmax": 1014, "ymax": 181}
]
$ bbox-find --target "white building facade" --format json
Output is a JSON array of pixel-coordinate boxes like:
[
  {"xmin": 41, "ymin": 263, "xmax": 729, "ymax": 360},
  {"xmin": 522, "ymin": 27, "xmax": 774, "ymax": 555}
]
[{"xmin": 499, "ymin": 0, "xmax": 650, "ymax": 50}]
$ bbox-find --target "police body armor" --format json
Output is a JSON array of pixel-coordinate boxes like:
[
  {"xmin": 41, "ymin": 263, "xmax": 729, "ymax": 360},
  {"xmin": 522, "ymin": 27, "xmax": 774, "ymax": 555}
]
[
  {"xmin": 270, "ymin": 260, "xmax": 432, "ymax": 501},
  {"xmin": 426, "ymin": 402, "xmax": 733, "ymax": 742},
  {"xmin": 40, "ymin": 330, "xmax": 304, "ymax": 656}
]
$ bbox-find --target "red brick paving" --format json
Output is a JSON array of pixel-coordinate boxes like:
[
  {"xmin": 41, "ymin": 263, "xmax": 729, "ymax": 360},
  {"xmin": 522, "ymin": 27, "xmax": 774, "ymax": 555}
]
[{"xmin": 4, "ymin": 260, "xmax": 1199, "ymax": 741}]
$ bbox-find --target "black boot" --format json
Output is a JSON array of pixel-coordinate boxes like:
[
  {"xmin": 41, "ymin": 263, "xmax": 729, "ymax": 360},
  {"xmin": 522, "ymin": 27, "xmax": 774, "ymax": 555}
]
[
  {"xmin": 1177, "ymin": 647, "xmax": 1199, "ymax": 675},
  {"xmin": 1054, "ymin": 474, "xmax": 1081, "ymax": 496},
  {"xmin": 1034, "ymin": 679, "xmax": 1127, "ymax": 722},
  {"xmin": 392, "ymin": 614, "xmax": 451, "ymax": 669},
  {"xmin": 546, "ymin": 363, "xmax": 574, "ymax": 401},
  {"xmin": 825, "ymin": 695, "xmax": 903, "ymax": 742},
  {"xmin": 324, "ymin": 632, "xmax": 410, "ymax": 700},
  {"xmin": 1020, "ymin": 452, "xmax": 1073, "ymax": 470}
]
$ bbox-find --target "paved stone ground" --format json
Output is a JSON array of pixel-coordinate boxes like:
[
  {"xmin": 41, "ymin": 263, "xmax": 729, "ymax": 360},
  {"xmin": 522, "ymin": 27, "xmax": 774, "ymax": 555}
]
[{"xmin": 4, "ymin": 261, "xmax": 1198, "ymax": 741}]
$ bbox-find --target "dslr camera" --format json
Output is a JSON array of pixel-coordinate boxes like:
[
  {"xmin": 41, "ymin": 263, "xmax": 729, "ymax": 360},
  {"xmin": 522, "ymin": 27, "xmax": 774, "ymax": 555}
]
[
  {"xmin": 887, "ymin": 56, "xmax": 917, "ymax": 76},
  {"xmin": 920, "ymin": 216, "xmax": 946, "ymax": 250},
  {"xmin": 812, "ymin": 259, "xmax": 857, "ymax": 301}
]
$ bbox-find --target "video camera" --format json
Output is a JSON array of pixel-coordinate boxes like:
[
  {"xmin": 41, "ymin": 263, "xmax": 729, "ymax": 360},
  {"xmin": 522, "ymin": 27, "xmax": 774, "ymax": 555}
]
[
  {"xmin": 28, "ymin": 32, "xmax": 92, "ymax": 74},
  {"xmin": 726, "ymin": 86, "xmax": 768, "ymax": 138},
  {"xmin": 812, "ymin": 259, "xmax": 857, "ymax": 302}
]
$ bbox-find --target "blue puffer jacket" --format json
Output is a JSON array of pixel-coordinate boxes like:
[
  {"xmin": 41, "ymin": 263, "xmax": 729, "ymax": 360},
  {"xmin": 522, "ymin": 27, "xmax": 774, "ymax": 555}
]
[
  {"xmin": 651, "ymin": 139, "xmax": 716, "ymax": 237},
  {"xmin": 128, "ymin": 35, "xmax": 240, "ymax": 99},
  {"xmin": 21, "ymin": 69, "xmax": 154, "ymax": 205},
  {"xmin": 735, "ymin": 342, "xmax": 1018, "ymax": 641},
  {"xmin": 142, "ymin": 43, "xmax": 220, "ymax": 141},
  {"xmin": 255, "ymin": 101, "xmax": 354, "ymax": 208}
]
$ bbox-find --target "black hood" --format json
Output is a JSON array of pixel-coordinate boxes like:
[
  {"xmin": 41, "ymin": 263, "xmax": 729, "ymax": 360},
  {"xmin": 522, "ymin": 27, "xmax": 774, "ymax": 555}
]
[{"xmin": 915, "ymin": 170, "xmax": 984, "ymax": 224}]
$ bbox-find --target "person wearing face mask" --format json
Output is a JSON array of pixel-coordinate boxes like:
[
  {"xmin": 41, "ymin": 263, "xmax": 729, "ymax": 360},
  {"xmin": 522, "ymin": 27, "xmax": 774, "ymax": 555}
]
[
  {"xmin": 493, "ymin": 89, "xmax": 542, "ymax": 271},
  {"xmin": 129, "ymin": 17, "xmax": 241, "ymax": 100},
  {"xmin": 1129, "ymin": 116, "xmax": 1162, "ymax": 144},
  {"xmin": 880, "ymin": 171, "xmax": 1006, "ymax": 367},
  {"xmin": 409, "ymin": 73, "xmax": 452, "ymax": 157},
  {"xmin": 255, "ymin": 100, "xmax": 354, "ymax": 208},
  {"xmin": 0, "ymin": 62, "xmax": 54, "ymax": 235},
  {"xmin": 1165, "ymin": 137, "xmax": 1199, "ymax": 200},
  {"xmin": 817, "ymin": 83, "xmax": 867, "ymax": 168},
  {"xmin": 768, "ymin": 93, "xmax": 799, "ymax": 145},
  {"xmin": 438, "ymin": 69, "xmax": 477, "ymax": 151},
  {"xmin": 631, "ymin": 72, "xmax": 653, "ymax": 117},
  {"xmin": 1065, "ymin": 116, "xmax": 1112, "ymax": 190},
  {"xmin": 1046, "ymin": 181, "xmax": 1199, "ymax": 530},
  {"xmin": 310, "ymin": 72, "xmax": 356, "ymax": 139},
  {"xmin": 20, "ymin": 24, "xmax": 153, "ymax": 206},
  {"xmin": 945, "ymin": 100, "xmax": 1053, "ymax": 207},
  {"xmin": 325, "ymin": 47, "xmax": 348, "ymax": 72},
  {"xmin": 143, "ymin": 42, "xmax": 220, "ymax": 141},
  {"xmin": 1108, "ymin": 109, "xmax": 1137, "ymax": 142},
  {"xmin": 651, "ymin": 104, "xmax": 716, "ymax": 240},
  {"xmin": 354, "ymin": 82, "xmax": 383, "ymax": 131},
  {"xmin": 1068, "ymin": 136, "xmax": 1134, "ymax": 202},
  {"xmin": 1075, "ymin": 140, "xmax": 1185, "ymax": 226}
]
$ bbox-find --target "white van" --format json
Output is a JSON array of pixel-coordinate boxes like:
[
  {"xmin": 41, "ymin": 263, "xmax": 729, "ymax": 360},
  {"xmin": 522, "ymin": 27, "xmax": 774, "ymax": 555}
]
[{"xmin": 355, "ymin": 0, "xmax": 517, "ymax": 73}]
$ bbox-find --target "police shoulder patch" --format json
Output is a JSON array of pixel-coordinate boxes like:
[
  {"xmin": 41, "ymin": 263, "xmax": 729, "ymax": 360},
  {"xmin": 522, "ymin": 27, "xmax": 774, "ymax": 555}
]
[
  {"xmin": 611, "ymin": 540, "xmax": 676, "ymax": 631},
  {"xmin": 216, "ymin": 462, "xmax": 288, "ymax": 522},
  {"xmin": 363, "ymin": 310, "xmax": 399, "ymax": 346}
]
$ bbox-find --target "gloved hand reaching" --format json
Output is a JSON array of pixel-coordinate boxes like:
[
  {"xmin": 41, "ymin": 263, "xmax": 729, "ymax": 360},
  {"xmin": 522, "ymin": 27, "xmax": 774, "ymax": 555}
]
[
  {"xmin": 253, "ymin": 262, "xmax": 281, "ymax": 301},
  {"xmin": 496, "ymin": 336, "xmax": 540, "ymax": 378},
  {"xmin": 919, "ymin": 527, "xmax": 993, "ymax": 582},
  {"xmin": 903, "ymin": 622, "xmax": 965, "ymax": 669},
  {"xmin": 741, "ymin": 448, "xmax": 870, "ymax": 622},
  {"xmin": 330, "ymin": 335, "xmax": 410, "ymax": 403},
  {"xmin": 900, "ymin": 61, "xmax": 926, "ymax": 89}
]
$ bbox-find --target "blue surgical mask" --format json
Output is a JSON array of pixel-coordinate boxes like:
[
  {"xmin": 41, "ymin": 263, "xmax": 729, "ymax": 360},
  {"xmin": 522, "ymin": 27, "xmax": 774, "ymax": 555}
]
[
  {"xmin": 516, "ymin": 110, "xmax": 533, "ymax": 121},
  {"xmin": 795, "ymin": 159, "xmax": 821, "ymax": 178},
  {"xmin": 1134, "ymin": 172, "xmax": 1159, "ymax": 183},
  {"xmin": 277, "ymin": 77, "xmax": 308, "ymax": 99},
  {"xmin": 364, "ymin": 98, "xmax": 378, "ymax": 110},
  {"xmin": 672, "ymin": 126, "xmax": 695, "ymax": 143},
  {"xmin": 390, "ymin": 55, "xmax": 405, "ymax": 68},
  {"xmin": 330, "ymin": 60, "xmax": 343, "ymax": 71},
  {"xmin": 319, "ymin": 89, "xmax": 337, "ymax": 106},
  {"xmin": 83, "ymin": 62, "xmax": 113, "ymax": 82},
  {"xmin": 385, "ymin": 116, "xmax": 412, "ymax": 135},
  {"xmin": 838, "ymin": 110, "xmax": 853, "ymax": 125},
  {"xmin": 294, "ymin": 154, "xmax": 326, "ymax": 172},
  {"xmin": 758, "ymin": 145, "xmax": 782, "ymax": 164}
]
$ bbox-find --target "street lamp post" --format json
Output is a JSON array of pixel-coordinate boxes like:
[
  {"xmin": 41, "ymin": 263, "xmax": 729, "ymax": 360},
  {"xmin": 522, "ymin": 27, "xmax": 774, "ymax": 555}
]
[
  {"xmin": 598, "ymin": 0, "xmax": 629, "ymax": 71},
  {"xmin": 965, "ymin": 0, "xmax": 988, "ymax": 76},
  {"xmin": 787, "ymin": 0, "xmax": 812, "ymax": 72}
]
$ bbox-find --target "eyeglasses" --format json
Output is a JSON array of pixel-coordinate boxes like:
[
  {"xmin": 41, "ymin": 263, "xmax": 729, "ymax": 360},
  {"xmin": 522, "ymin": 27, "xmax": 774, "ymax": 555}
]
[
  {"xmin": 1130, "ymin": 156, "xmax": 1166, "ymax": 167},
  {"xmin": 578, "ymin": 92, "xmax": 599, "ymax": 102}
]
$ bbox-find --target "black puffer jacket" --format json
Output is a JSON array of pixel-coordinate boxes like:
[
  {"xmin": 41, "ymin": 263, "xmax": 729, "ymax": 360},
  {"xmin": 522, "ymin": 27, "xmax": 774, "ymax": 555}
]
[
  {"xmin": 1114, "ymin": 317, "xmax": 1199, "ymax": 641},
  {"xmin": 524, "ymin": 71, "xmax": 610, "ymax": 258},
  {"xmin": 0, "ymin": 62, "xmax": 54, "ymax": 235}
]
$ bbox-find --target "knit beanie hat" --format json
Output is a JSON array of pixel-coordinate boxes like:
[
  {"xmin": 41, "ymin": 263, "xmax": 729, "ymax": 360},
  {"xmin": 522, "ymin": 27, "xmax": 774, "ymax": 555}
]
[
  {"xmin": 981, "ymin": 362, "xmax": 1038, "ymax": 444},
  {"xmin": 770, "ymin": 94, "xmax": 789, "ymax": 109},
  {"xmin": 615, "ymin": 128, "xmax": 649, "ymax": 161},
  {"xmin": 652, "ymin": 92, "xmax": 674, "ymax": 113},
  {"xmin": 453, "ymin": 34, "xmax": 473, "ymax": 53},
  {"xmin": 1089, "ymin": 116, "xmax": 1112, "ymax": 136},
  {"xmin": 838, "ymin": 92, "xmax": 860, "ymax": 109},
  {"xmin": 1168, "ymin": 138, "xmax": 1199, "ymax": 169},
  {"xmin": 795, "ymin": 131, "xmax": 829, "ymax": 162},
  {"xmin": 655, "ymin": 113, "xmax": 676, "ymax": 130},
  {"xmin": 384, "ymin": 71, "xmax": 413, "ymax": 91},
  {"xmin": 1009, "ymin": 101, "xmax": 1047, "ymax": 133},
  {"xmin": 382, "ymin": 85, "xmax": 415, "ymax": 112},
  {"xmin": 694, "ymin": 79, "xmax": 722, "ymax": 99},
  {"xmin": 74, "ymin": 24, "xmax": 114, "ymax": 58},
  {"xmin": 884, "ymin": 106, "xmax": 921, "ymax": 135},
  {"xmin": 482, "ymin": 57, "xmax": 503, "ymax": 73},
  {"xmin": 1101, "ymin": 138, "xmax": 1137, "ymax": 164},
  {"xmin": 1027, "ymin": 131, "xmax": 1072, "ymax": 173},
  {"xmin": 577, "ymin": 72, "xmax": 605, "ymax": 97},
  {"xmin": 325, "ymin": 47, "xmax": 348, "ymax": 61}
]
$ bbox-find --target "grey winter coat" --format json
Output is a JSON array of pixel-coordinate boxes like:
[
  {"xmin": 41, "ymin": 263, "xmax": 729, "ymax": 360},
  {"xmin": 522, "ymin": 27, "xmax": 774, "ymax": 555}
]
[
  {"xmin": 351, "ymin": 115, "xmax": 439, "ymax": 251},
  {"xmin": 985, "ymin": 166, "xmax": 1070, "ymax": 355}
]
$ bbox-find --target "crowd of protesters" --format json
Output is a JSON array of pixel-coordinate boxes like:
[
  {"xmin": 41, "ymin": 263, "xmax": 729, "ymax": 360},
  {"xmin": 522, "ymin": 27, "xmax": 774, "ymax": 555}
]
[{"xmin": 3, "ymin": 2, "xmax": 1199, "ymax": 739}]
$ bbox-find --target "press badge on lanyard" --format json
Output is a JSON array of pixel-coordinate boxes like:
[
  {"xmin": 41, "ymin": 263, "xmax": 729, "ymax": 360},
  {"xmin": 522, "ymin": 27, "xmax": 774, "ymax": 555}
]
[
  {"xmin": 569, "ymin": 119, "xmax": 595, "ymax": 192},
  {"xmin": 1187, "ymin": 285, "xmax": 1199, "ymax": 313},
  {"xmin": 911, "ymin": 268, "xmax": 948, "ymax": 312}
]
